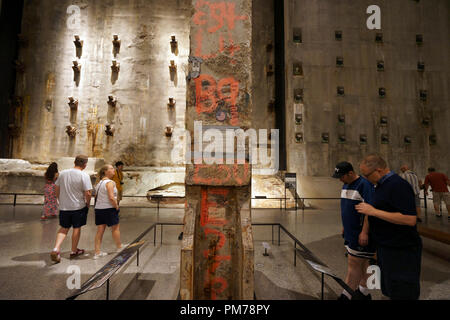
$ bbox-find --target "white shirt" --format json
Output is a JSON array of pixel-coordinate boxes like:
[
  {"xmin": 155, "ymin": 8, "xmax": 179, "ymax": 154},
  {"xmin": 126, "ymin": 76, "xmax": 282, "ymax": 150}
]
[
  {"xmin": 399, "ymin": 170, "xmax": 420, "ymax": 195},
  {"xmin": 55, "ymin": 168, "xmax": 93, "ymax": 211},
  {"xmin": 94, "ymin": 179, "xmax": 117, "ymax": 209}
]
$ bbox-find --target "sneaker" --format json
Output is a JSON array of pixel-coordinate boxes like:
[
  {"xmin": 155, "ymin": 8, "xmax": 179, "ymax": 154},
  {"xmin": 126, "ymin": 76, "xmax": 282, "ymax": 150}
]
[
  {"xmin": 436, "ymin": 214, "xmax": 442, "ymax": 218},
  {"xmin": 50, "ymin": 250, "xmax": 61, "ymax": 263},
  {"xmin": 70, "ymin": 248, "xmax": 85, "ymax": 259},
  {"xmin": 93, "ymin": 252, "xmax": 108, "ymax": 259},
  {"xmin": 354, "ymin": 289, "xmax": 372, "ymax": 300}
]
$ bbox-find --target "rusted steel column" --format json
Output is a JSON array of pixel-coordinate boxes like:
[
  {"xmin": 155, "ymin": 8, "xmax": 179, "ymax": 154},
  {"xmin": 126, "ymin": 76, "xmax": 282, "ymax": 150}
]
[{"xmin": 180, "ymin": 0, "xmax": 254, "ymax": 300}]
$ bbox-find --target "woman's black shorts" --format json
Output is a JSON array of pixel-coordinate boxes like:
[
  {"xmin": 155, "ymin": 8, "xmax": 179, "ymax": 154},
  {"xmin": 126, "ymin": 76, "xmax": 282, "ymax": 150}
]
[{"xmin": 95, "ymin": 208, "xmax": 120, "ymax": 227}]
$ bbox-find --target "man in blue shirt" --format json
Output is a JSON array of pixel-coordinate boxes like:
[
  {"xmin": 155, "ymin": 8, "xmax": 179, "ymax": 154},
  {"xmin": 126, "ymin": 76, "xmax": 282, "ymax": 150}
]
[
  {"xmin": 332, "ymin": 162, "xmax": 375, "ymax": 300},
  {"xmin": 356, "ymin": 154, "xmax": 422, "ymax": 300}
]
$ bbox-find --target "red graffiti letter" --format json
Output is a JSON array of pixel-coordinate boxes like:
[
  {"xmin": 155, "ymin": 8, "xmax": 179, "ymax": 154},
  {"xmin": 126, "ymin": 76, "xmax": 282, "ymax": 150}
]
[{"xmin": 196, "ymin": 74, "xmax": 218, "ymax": 114}]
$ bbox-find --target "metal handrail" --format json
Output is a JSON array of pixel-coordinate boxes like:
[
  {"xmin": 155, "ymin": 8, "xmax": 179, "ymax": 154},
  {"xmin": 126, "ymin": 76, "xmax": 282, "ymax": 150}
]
[
  {"xmin": 68, "ymin": 220, "xmax": 349, "ymax": 300},
  {"xmin": 67, "ymin": 222, "xmax": 183, "ymax": 300},
  {"xmin": 66, "ymin": 222, "xmax": 156, "ymax": 300},
  {"xmin": 0, "ymin": 192, "xmax": 185, "ymax": 207},
  {"xmin": 0, "ymin": 192, "xmax": 185, "ymax": 198},
  {"xmin": 290, "ymin": 196, "xmax": 433, "ymax": 214},
  {"xmin": 251, "ymin": 196, "xmax": 286, "ymax": 210},
  {"xmin": 1, "ymin": 191, "xmax": 434, "ymax": 206},
  {"xmin": 252, "ymin": 222, "xmax": 356, "ymax": 300},
  {"xmin": 152, "ymin": 221, "xmax": 356, "ymax": 300}
]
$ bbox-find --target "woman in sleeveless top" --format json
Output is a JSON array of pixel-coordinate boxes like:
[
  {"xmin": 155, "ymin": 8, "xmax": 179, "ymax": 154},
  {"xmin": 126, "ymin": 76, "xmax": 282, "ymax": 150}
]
[
  {"xmin": 42, "ymin": 162, "xmax": 59, "ymax": 220},
  {"xmin": 93, "ymin": 165, "xmax": 125, "ymax": 259}
]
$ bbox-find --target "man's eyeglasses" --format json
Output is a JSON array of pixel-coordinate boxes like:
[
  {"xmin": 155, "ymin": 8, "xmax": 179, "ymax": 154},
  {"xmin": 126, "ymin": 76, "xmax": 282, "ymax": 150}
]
[{"xmin": 361, "ymin": 169, "xmax": 377, "ymax": 179}]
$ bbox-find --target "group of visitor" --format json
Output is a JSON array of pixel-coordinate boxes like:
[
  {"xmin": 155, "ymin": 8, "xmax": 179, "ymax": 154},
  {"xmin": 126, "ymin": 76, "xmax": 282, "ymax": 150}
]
[
  {"xmin": 44, "ymin": 156, "xmax": 126, "ymax": 263},
  {"xmin": 334, "ymin": 154, "xmax": 449, "ymax": 300}
]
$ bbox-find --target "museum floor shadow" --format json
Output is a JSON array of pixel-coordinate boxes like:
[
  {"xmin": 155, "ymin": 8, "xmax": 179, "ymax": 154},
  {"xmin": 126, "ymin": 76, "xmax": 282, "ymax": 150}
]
[
  {"xmin": 254, "ymin": 270, "xmax": 320, "ymax": 300},
  {"xmin": 118, "ymin": 274, "xmax": 156, "ymax": 300}
]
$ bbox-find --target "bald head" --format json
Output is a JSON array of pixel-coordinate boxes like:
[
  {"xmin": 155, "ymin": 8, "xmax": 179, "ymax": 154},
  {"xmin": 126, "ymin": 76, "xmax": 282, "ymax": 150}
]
[
  {"xmin": 359, "ymin": 154, "xmax": 390, "ymax": 184},
  {"xmin": 400, "ymin": 165, "xmax": 409, "ymax": 173}
]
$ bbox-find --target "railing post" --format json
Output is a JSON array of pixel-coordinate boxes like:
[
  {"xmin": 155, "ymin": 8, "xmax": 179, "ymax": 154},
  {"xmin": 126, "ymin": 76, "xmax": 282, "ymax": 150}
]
[
  {"xmin": 154, "ymin": 227, "xmax": 156, "ymax": 246},
  {"xmin": 13, "ymin": 194, "xmax": 17, "ymax": 207},
  {"xmin": 278, "ymin": 225, "xmax": 281, "ymax": 246},
  {"xmin": 137, "ymin": 248, "xmax": 139, "ymax": 266},
  {"xmin": 271, "ymin": 225, "xmax": 274, "ymax": 245},
  {"xmin": 160, "ymin": 224, "xmax": 163, "ymax": 244},
  {"xmin": 321, "ymin": 273, "xmax": 324, "ymax": 300},
  {"xmin": 106, "ymin": 279, "xmax": 110, "ymax": 300},
  {"xmin": 294, "ymin": 242, "xmax": 297, "ymax": 266}
]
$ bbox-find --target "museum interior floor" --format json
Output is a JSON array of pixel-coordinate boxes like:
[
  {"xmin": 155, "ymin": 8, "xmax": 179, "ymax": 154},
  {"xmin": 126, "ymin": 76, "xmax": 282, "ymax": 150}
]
[{"xmin": 0, "ymin": 201, "xmax": 448, "ymax": 300}]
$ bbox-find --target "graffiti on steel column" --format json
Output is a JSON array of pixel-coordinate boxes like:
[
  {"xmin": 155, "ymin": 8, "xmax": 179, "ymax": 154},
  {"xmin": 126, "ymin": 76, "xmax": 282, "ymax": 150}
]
[
  {"xmin": 192, "ymin": 163, "xmax": 250, "ymax": 185},
  {"xmin": 200, "ymin": 188, "xmax": 233, "ymax": 299},
  {"xmin": 192, "ymin": 0, "xmax": 248, "ymax": 125},
  {"xmin": 191, "ymin": 0, "xmax": 249, "ymax": 300},
  {"xmin": 193, "ymin": 0, "xmax": 247, "ymax": 60},
  {"xmin": 195, "ymin": 75, "xmax": 240, "ymax": 125}
]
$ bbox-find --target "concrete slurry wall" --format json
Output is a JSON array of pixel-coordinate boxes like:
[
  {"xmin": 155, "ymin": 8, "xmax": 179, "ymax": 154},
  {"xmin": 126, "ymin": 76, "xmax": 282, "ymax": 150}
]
[
  {"xmin": 285, "ymin": 0, "xmax": 450, "ymax": 186},
  {"xmin": 12, "ymin": 0, "xmax": 190, "ymax": 166},
  {"xmin": 251, "ymin": 0, "xmax": 275, "ymax": 132},
  {"xmin": 0, "ymin": 159, "xmax": 186, "ymax": 198}
]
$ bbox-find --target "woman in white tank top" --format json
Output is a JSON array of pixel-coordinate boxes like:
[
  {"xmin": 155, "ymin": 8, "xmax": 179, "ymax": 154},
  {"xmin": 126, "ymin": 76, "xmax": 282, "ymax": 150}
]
[
  {"xmin": 93, "ymin": 165, "xmax": 126, "ymax": 259},
  {"xmin": 95, "ymin": 177, "xmax": 117, "ymax": 209}
]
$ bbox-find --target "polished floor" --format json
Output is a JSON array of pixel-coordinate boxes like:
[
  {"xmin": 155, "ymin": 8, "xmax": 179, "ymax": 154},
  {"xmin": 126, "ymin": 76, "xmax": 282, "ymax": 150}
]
[{"xmin": 0, "ymin": 201, "xmax": 448, "ymax": 300}]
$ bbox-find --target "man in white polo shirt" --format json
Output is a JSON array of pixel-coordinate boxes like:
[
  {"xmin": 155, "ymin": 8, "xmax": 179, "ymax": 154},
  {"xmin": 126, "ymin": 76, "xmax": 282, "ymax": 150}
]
[{"xmin": 50, "ymin": 155, "xmax": 93, "ymax": 263}]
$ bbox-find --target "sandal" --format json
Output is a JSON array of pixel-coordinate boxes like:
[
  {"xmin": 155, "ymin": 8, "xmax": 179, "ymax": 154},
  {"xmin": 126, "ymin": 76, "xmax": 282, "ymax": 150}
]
[{"xmin": 70, "ymin": 248, "xmax": 85, "ymax": 259}]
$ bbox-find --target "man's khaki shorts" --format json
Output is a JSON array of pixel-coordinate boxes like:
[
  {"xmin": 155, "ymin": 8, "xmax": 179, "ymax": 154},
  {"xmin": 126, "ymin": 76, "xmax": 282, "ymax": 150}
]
[{"xmin": 432, "ymin": 192, "xmax": 450, "ymax": 206}]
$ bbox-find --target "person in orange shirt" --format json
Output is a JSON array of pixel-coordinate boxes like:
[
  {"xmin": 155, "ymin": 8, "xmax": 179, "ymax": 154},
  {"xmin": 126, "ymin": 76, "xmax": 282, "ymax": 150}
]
[
  {"xmin": 424, "ymin": 168, "xmax": 450, "ymax": 218},
  {"xmin": 112, "ymin": 161, "xmax": 124, "ymax": 205}
]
